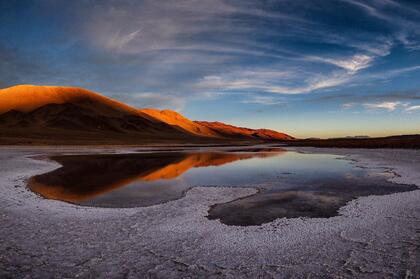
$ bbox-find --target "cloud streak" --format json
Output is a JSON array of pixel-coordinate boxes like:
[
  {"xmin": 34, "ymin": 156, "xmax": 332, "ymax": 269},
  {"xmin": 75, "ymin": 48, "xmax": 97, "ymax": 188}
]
[
  {"xmin": 406, "ymin": 105, "xmax": 420, "ymax": 112},
  {"xmin": 341, "ymin": 100, "xmax": 420, "ymax": 113},
  {"xmin": 363, "ymin": 101, "xmax": 404, "ymax": 111},
  {"xmin": 242, "ymin": 95, "xmax": 284, "ymax": 106}
]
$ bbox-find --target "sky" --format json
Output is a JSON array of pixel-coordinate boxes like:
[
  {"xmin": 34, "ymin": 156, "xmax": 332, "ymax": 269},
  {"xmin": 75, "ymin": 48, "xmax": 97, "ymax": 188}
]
[{"xmin": 1, "ymin": 0, "xmax": 420, "ymax": 138}]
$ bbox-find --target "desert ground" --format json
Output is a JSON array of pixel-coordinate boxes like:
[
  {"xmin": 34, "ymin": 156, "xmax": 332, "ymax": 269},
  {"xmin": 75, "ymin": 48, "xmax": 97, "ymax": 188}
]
[{"xmin": 0, "ymin": 146, "xmax": 419, "ymax": 278}]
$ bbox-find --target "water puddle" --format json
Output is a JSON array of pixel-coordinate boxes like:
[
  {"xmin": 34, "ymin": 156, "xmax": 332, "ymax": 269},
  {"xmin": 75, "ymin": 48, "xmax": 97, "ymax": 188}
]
[{"xmin": 28, "ymin": 147, "xmax": 417, "ymax": 225}]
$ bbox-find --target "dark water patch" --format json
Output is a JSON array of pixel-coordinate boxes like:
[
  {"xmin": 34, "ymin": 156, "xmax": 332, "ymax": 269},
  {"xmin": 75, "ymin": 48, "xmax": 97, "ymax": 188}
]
[{"xmin": 207, "ymin": 177, "xmax": 417, "ymax": 226}]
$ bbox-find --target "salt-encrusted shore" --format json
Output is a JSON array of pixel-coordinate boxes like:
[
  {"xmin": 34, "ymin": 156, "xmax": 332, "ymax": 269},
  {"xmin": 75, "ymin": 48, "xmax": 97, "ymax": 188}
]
[{"xmin": 0, "ymin": 146, "xmax": 419, "ymax": 278}]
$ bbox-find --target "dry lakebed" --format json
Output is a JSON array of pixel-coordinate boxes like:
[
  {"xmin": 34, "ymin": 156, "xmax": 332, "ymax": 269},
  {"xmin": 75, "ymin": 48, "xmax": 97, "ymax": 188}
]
[{"xmin": 0, "ymin": 146, "xmax": 419, "ymax": 278}]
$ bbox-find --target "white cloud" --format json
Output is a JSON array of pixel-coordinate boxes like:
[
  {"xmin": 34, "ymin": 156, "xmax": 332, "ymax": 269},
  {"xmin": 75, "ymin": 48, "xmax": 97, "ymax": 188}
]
[
  {"xmin": 340, "ymin": 0, "xmax": 420, "ymax": 53},
  {"xmin": 106, "ymin": 28, "xmax": 142, "ymax": 50},
  {"xmin": 242, "ymin": 95, "xmax": 284, "ymax": 105},
  {"xmin": 340, "ymin": 0, "xmax": 389, "ymax": 20},
  {"xmin": 342, "ymin": 100, "xmax": 420, "ymax": 113},
  {"xmin": 363, "ymin": 101, "xmax": 403, "ymax": 111},
  {"xmin": 342, "ymin": 102, "xmax": 357, "ymax": 109},
  {"xmin": 385, "ymin": 65, "xmax": 420, "ymax": 76},
  {"xmin": 352, "ymin": 65, "xmax": 420, "ymax": 85},
  {"xmin": 195, "ymin": 67, "xmax": 354, "ymax": 95},
  {"xmin": 307, "ymin": 54, "xmax": 376, "ymax": 73},
  {"xmin": 298, "ymin": 44, "xmax": 392, "ymax": 93},
  {"xmin": 194, "ymin": 41, "xmax": 391, "ymax": 95},
  {"xmin": 85, "ymin": 0, "xmax": 306, "ymax": 55},
  {"xmin": 397, "ymin": 33, "xmax": 420, "ymax": 51},
  {"xmin": 405, "ymin": 105, "xmax": 420, "ymax": 112},
  {"xmin": 196, "ymin": 69, "xmax": 301, "ymax": 93}
]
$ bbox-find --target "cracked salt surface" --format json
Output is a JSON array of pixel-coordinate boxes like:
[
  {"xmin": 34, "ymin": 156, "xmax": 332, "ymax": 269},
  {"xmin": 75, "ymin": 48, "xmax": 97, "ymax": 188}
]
[{"xmin": 0, "ymin": 146, "xmax": 419, "ymax": 278}]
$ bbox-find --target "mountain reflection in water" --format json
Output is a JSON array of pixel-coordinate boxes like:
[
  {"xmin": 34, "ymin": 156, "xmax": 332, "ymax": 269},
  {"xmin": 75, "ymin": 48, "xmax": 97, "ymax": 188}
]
[{"xmin": 28, "ymin": 148, "xmax": 284, "ymax": 207}]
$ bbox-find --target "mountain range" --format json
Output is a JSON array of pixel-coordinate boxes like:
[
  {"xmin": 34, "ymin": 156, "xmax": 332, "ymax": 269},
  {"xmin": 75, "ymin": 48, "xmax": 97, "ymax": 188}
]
[{"xmin": 0, "ymin": 85, "xmax": 293, "ymax": 145}]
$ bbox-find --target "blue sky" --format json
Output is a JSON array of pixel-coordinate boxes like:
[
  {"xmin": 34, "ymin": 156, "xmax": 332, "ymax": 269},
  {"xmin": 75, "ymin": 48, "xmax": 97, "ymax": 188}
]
[{"xmin": 1, "ymin": 0, "xmax": 420, "ymax": 138}]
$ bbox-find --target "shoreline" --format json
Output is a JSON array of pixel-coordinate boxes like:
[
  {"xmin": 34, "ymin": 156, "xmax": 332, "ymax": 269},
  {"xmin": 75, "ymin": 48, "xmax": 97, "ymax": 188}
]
[{"xmin": 0, "ymin": 146, "xmax": 419, "ymax": 278}]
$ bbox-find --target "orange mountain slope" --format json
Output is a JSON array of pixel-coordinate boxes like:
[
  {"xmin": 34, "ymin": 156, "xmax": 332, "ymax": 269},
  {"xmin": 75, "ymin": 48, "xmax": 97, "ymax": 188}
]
[
  {"xmin": 0, "ymin": 84, "xmax": 293, "ymax": 144},
  {"xmin": 0, "ymin": 84, "xmax": 140, "ymax": 116},
  {"xmin": 0, "ymin": 85, "xmax": 199, "ymax": 144},
  {"xmin": 196, "ymin": 121, "xmax": 294, "ymax": 141},
  {"xmin": 140, "ymin": 108, "xmax": 220, "ymax": 137}
]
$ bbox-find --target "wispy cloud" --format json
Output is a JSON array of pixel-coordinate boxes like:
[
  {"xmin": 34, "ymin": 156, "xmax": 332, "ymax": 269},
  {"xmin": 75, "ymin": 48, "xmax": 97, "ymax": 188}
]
[
  {"xmin": 347, "ymin": 65, "xmax": 420, "ymax": 86},
  {"xmin": 341, "ymin": 0, "xmax": 420, "ymax": 50},
  {"xmin": 342, "ymin": 102, "xmax": 357, "ymax": 109},
  {"xmin": 242, "ymin": 95, "xmax": 284, "ymax": 106},
  {"xmin": 85, "ymin": 0, "xmax": 307, "ymax": 56},
  {"xmin": 105, "ymin": 28, "xmax": 143, "ymax": 51},
  {"xmin": 196, "ymin": 69, "xmax": 299, "ymax": 94},
  {"xmin": 196, "ymin": 64, "xmax": 366, "ymax": 95},
  {"xmin": 405, "ymin": 105, "xmax": 420, "ymax": 112},
  {"xmin": 363, "ymin": 101, "xmax": 404, "ymax": 111},
  {"xmin": 384, "ymin": 65, "xmax": 420, "ymax": 77},
  {"xmin": 340, "ymin": 0, "xmax": 389, "ymax": 21},
  {"xmin": 306, "ymin": 54, "xmax": 376, "ymax": 73},
  {"xmin": 342, "ymin": 100, "xmax": 420, "ymax": 113},
  {"xmin": 194, "ymin": 41, "xmax": 393, "ymax": 96}
]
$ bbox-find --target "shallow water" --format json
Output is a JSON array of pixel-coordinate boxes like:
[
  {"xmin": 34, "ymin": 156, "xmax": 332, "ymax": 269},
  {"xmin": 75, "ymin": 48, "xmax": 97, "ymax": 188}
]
[{"xmin": 28, "ymin": 146, "xmax": 417, "ymax": 225}]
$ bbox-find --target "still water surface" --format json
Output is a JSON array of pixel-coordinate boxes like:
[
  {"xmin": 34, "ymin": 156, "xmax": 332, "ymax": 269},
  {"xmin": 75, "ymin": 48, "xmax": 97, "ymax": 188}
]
[{"xmin": 28, "ymin": 146, "xmax": 416, "ymax": 225}]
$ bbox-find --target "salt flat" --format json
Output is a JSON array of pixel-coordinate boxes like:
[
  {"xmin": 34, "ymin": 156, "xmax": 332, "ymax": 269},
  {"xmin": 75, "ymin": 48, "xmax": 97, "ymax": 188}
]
[{"xmin": 0, "ymin": 146, "xmax": 419, "ymax": 278}]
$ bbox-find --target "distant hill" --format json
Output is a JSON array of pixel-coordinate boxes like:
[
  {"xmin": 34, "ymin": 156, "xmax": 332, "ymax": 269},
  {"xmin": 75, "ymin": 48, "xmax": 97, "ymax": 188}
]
[
  {"xmin": 287, "ymin": 135, "xmax": 420, "ymax": 149},
  {"xmin": 0, "ymin": 85, "xmax": 293, "ymax": 145},
  {"xmin": 196, "ymin": 121, "xmax": 294, "ymax": 141}
]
